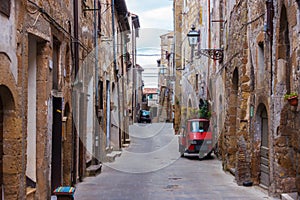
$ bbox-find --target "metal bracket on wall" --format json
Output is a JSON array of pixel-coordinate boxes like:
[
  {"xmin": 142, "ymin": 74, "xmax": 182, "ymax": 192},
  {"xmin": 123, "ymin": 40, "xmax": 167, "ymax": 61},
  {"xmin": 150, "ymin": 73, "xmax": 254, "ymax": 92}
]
[{"xmin": 196, "ymin": 48, "xmax": 224, "ymax": 62}]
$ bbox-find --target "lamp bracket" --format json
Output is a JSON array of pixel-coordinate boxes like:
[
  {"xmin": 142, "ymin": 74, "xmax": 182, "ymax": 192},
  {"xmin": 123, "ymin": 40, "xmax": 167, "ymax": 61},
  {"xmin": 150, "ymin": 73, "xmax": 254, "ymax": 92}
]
[{"xmin": 197, "ymin": 48, "xmax": 224, "ymax": 62}]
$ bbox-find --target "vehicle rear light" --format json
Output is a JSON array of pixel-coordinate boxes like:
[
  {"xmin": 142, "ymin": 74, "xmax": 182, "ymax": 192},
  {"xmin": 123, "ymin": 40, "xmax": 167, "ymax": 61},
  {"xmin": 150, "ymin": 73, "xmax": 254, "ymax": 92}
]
[{"xmin": 188, "ymin": 144, "xmax": 195, "ymax": 151}]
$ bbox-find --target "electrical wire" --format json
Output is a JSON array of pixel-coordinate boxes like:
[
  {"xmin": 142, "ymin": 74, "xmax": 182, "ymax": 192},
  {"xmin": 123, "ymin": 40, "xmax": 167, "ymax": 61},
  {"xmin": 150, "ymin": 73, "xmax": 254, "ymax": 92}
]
[
  {"xmin": 26, "ymin": 1, "xmax": 39, "ymax": 14},
  {"xmin": 27, "ymin": 0, "xmax": 90, "ymax": 52},
  {"xmin": 32, "ymin": 12, "xmax": 41, "ymax": 26}
]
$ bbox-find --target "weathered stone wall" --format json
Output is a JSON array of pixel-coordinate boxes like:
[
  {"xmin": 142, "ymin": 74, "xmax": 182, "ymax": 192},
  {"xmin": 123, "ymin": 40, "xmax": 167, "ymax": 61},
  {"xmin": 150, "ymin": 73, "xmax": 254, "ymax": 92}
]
[
  {"xmin": 177, "ymin": 0, "xmax": 300, "ymax": 197},
  {"xmin": 247, "ymin": 0, "xmax": 271, "ymax": 188},
  {"xmin": 174, "ymin": 0, "xmax": 183, "ymax": 133},
  {"xmin": 16, "ymin": 0, "xmax": 85, "ymax": 198},
  {"xmin": 0, "ymin": 53, "xmax": 24, "ymax": 199},
  {"xmin": 271, "ymin": 0, "xmax": 300, "ymax": 195},
  {"xmin": 222, "ymin": 0, "xmax": 249, "ymax": 172}
]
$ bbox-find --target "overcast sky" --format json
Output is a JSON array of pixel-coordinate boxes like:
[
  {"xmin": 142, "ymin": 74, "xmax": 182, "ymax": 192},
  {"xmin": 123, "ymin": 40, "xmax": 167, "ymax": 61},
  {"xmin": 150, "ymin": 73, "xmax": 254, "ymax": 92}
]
[
  {"xmin": 126, "ymin": 0, "xmax": 173, "ymax": 88},
  {"xmin": 126, "ymin": 0, "xmax": 173, "ymax": 30}
]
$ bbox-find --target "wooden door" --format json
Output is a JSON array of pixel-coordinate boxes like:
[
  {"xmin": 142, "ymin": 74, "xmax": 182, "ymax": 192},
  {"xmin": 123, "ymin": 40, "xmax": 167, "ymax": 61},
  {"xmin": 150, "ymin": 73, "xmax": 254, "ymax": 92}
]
[{"xmin": 260, "ymin": 107, "xmax": 269, "ymax": 187}]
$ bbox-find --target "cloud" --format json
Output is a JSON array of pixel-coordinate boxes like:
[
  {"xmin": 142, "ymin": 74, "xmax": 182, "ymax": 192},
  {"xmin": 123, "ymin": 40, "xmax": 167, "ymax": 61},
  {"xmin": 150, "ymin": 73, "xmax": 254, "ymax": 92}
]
[
  {"xmin": 126, "ymin": 0, "xmax": 173, "ymax": 30},
  {"xmin": 126, "ymin": 0, "xmax": 172, "ymax": 13},
  {"xmin": 125, "ymin": 0, "xmax": 173, "ymax": 89},
  {"xmin": 137, "ymin": 28, "xmax": 171, "ymax": 50},
  {"xmin": 139, "ymin": 6, "xmax": 173, "ymax": 29}
]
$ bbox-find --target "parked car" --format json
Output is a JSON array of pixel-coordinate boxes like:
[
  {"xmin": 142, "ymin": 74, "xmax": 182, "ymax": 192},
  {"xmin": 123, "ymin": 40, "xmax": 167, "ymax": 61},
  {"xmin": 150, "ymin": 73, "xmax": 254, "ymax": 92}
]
[
  {"xmin": 178, "ymin": 118, "xmax": 213, "ymax": 159},
  {"xmin": 138, "ymin": 110, "xmax": 152, "ymax": 123}
]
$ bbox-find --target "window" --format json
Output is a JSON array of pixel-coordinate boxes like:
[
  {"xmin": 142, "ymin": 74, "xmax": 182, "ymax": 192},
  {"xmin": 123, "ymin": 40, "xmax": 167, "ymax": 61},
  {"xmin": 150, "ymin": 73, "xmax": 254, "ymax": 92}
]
[
  {"xmin": 190, "ymin": 121, "xmax": 208, "ymax": 132},
  {"xmin": 195, "ymin": 74, "xmax": 199, "ymax": 92},
  {"xmin": 98, "ymin": 80, "xmax": 103, "ymax": 109},
  {"xmin": 0, "ymin": 0, "xmax": 11, "ymax": 17},
  {"xmin": 97, "ymin": 0, "xmax": 102, "ymax": 35},
  {"xmin": 257, "ymin": 42, "xmax": 264, "ymax": 87},
  {"xmin": 52, "ymin": 37, "xmax": 60, "ymax": 90}
]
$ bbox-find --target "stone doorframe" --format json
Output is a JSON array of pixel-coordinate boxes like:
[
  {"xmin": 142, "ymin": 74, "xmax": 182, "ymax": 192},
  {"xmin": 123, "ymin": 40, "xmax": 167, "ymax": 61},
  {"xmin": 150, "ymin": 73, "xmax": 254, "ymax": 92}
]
[
  {"xmin": 255, "ymin": 103, "xmax": 270, "ymax": 188},
  {"xmin": 0, "ymin": 85, "xmax": 20, "ymax": 199}
]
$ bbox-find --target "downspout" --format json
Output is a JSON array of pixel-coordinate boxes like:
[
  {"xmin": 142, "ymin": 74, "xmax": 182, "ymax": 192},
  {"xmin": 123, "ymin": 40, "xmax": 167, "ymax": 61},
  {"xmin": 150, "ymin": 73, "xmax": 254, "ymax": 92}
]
[
  {"xmin": 112, "ymin": 0, "xmax": 122, "ymax": 149},
  {"xmin": 20, "ymin": 24, "xmax": 26, "ymax": 200},
  {"xmin": 112, "ymin": 0, "xmax": 118, "ymax": 73},
  {"xmin": 207, "ymin": 0, "xmax": 211, "ymax": 100},
  {"xmin": 266, "ymin": 0, "xmax": 274, "ymax": 95},
  {"xmin": 132, "ymin": 18, "xmax": 136, "ymax": 123},
  {"xmin": 131, "ymin": 16, "xmax": 135, "ymax": 124},
  {"xmin": 266, "ymin": 0, "xmax": 274, "ymax": 191},
  {"xmin": 72, "ymin": 0, "xmax": 79, "ymax": 185},
  {"xmin": 106, "ymin": 81, "xmax": 110, "ymax": 148},
  {"xmin": 117, "ymin": 33, "xmax": 122, "ymax": 149},
  {"xmin": 106, "ymin": 0, "xmax": 117, "ymax": 148},
  {"xmin": 93, "ymin": 0, "xmax": 100, "ymax": 164}
]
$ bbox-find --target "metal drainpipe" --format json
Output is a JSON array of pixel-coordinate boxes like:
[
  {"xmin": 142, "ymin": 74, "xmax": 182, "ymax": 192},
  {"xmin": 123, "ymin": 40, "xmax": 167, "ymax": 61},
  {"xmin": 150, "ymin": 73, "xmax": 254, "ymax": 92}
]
[
  {"xmin": 93, "ymin": 0, "xmax": 99, "ymax": 164},
  {"xmin": 265, "ymin": 0, "xmax": 274, "ymax": 190},
  {"xmin": 20, "ymin": 26, "xmax": 26, "ymax": 199},
  {"xmin": 207, "ymin": 0, "xmax": 211, "ymax": 100},
  {"xmin": 71, "ymin": 0, "xmax": 79, "ymax": 185},
  {"xmin": 112, "ymin": 0, "xmax": 118, "ymax": 72},
  {"xmin": 106, "ymin": 0, "xmax": 117, "ymax": 148},
  {"xmin": 106, "ymin": 81, "xmax": 110, "ymax": 147},
  {"xmin": 131, "ymin": 17, "xmax": 135, "ymax": 123},
  {"xmin": 111, "ymin": 0, "xmax": 122, "ymax": 149}
]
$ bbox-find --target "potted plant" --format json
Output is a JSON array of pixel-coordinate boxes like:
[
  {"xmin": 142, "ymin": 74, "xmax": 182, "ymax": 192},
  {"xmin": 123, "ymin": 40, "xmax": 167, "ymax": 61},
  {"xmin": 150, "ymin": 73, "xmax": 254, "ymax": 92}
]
[
  {"xmin": 198, "ymin": 100, "xmax": 211, "ymax": 119},
  {"xmin": 284, "ymin": 92, "xmax": 298, "ymax": 106}
]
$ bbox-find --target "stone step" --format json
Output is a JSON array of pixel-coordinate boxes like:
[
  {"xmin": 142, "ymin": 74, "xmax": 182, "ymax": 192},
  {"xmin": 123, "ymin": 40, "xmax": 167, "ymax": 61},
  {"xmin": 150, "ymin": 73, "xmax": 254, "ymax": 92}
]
[
  {"xmin": 122, "ymin": 143, "xmax": 130, "ymax": 148},
  {"xmin": 281, "ymin": 192, "xmax": 298, "ymax": 200},
  {"xmin": 106, "ymin": 151, "xmax": 122, "ymax": 162},
  {"xmin": 26, "ymin": 187, "xmax": 36, "ymax": 200},
  {"xmin": 125, "ymin": 138, "xmax": 131, "ymax": 143},
  {"xmin": 86, "ymin": 164, "xmax": 102, "ymax": 177}
]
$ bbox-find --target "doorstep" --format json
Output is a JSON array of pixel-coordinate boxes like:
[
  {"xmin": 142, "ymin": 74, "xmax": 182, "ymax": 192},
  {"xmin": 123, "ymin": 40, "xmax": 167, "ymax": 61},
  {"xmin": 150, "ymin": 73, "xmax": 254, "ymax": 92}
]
[
  {"xmin": 26, "ymin": 187, "xmax": 36, "ymax": 200},
  {"xmin": 281, "ymin": 192, "xmax": 298, "ymax": 200},
  {"xmin": 86, "ymin": 164, "xmax": 102, "ymax": 176}
]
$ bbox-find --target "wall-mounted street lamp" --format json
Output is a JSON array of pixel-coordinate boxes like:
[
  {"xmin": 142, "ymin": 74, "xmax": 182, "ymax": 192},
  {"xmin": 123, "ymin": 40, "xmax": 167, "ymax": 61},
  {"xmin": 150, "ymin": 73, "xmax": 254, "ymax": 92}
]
[
  {"xmin": 187, "ymin": 25, "xmax": 199, "ymax": 62},
  {"xmin": 186, "ymin": 25, "xmax": 224, "ymax": 62},
  {"xmin": 187, "ymin": 25, "xmax": 199, "ymax": 46}
]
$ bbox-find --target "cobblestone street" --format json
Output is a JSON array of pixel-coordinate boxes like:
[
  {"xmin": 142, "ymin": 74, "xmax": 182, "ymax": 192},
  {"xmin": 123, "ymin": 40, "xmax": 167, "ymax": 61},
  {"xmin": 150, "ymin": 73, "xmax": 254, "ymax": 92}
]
[{"xmin": 74, "ymin": 123, "xmax": 279, "ymax": 200}]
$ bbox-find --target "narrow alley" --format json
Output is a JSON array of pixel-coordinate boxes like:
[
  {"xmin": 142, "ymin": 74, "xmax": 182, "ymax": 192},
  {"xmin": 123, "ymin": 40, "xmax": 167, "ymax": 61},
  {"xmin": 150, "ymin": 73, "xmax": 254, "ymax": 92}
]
[
  {"xmin": 74, "ymin": 123, "xmax": 277, "ymax": 200},
  {"xmin": 0, "ymin": 0, "xmax": 299, "ymax": 199}
]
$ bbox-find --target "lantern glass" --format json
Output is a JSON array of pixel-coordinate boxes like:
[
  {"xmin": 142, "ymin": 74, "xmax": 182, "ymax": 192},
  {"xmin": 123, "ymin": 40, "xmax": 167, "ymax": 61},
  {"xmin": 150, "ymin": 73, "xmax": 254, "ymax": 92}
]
[{"xmin": 187, "ymin": 26, "xmax": 199, "ymax": 46}]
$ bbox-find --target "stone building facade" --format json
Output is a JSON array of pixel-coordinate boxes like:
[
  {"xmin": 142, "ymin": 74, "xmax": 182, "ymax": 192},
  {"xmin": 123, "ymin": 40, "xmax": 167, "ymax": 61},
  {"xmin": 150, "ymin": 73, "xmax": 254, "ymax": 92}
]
[
  {"xmin": 174, "ymin": 0, "xmax": 300, "ymax": 197},
  {"xmin": 0, "ymin": 0, "xmax": 138, "ymax": 199},
  {"xmin": 219, "ymin": 0, "xmax": 300, "ymax": 197},
  {"xmin": 0, "ymin": 0, "xmax": 82, "ymax": 198},
  {"xmin": 158, "ymin": 31, "xmax": 174, "ymax": 123}
]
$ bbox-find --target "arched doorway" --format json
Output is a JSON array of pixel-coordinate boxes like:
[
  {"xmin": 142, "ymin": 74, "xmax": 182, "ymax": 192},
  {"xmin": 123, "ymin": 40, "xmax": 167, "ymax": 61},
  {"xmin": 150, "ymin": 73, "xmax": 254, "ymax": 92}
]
[
  {"xmin": 227, "ymin": 68, "xmax": 238, "ymax": 169},
  {"xmin": 0, "ymin": 85, "xmax": 16, "ymax": 199},
  {"xmin": 256, "ymin": 104, "xmax": 269, "ymax": 187}
]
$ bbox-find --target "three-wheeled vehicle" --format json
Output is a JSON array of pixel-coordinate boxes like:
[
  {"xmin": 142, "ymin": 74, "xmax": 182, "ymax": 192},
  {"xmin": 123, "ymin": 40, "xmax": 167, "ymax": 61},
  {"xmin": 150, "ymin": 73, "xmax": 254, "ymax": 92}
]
[{"xmin": 178, "ymin": 118, "xmax": 213, "ymax": 159}]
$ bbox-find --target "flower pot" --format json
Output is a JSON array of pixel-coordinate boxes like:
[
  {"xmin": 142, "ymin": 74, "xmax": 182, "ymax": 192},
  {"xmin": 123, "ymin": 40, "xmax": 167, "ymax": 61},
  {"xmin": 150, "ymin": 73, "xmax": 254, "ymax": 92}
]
[{"xmin": 287, "ymin": 96, "xmax": 298, "ymax": 106}]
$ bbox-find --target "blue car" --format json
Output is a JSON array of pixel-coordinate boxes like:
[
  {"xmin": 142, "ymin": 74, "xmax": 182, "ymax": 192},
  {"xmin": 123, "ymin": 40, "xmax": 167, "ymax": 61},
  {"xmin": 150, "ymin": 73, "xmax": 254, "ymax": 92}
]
[{"xmin": 138, "ymin": 110, "xmax": 152, "ymax": 123}]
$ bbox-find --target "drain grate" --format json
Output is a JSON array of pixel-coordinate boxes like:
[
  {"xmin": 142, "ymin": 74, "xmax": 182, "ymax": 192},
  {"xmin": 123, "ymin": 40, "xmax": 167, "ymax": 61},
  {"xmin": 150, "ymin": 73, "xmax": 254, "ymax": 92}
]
[
  {"xmin": 168, "ymin": 177, "xmax": 182, "ymax": 180},
  {"xmin": 164, "ymin": 184, "xmax": 179, "ymax": 191}
]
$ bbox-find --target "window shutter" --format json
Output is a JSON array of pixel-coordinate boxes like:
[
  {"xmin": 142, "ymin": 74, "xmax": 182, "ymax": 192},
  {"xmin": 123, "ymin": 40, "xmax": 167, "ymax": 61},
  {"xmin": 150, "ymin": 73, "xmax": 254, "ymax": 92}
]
[{"xmin": 0, "ymin": 0, "xmax": 11, "ymax": 17}]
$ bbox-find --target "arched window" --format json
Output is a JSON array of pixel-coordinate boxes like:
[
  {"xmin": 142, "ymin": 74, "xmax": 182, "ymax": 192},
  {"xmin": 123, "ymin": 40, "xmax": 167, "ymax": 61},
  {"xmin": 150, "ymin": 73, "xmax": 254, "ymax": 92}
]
[{"xmin": 278, "ymin": 5, "xmax": 291, "ymax": 93}]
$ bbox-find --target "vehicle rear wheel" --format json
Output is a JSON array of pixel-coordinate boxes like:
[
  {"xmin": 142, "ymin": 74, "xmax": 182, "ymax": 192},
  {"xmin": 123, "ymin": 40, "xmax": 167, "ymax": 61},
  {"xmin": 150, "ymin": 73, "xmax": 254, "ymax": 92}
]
[{"xmin": 179, "ymin": 145, "xmax": 185, "ymax": 157}]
